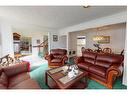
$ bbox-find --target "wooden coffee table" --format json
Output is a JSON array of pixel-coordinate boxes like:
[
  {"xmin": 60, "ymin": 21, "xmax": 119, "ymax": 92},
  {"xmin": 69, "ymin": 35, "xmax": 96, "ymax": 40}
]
[{"xmin": 45, "ymin": 65, "xmax": 88, "ymax": 89}]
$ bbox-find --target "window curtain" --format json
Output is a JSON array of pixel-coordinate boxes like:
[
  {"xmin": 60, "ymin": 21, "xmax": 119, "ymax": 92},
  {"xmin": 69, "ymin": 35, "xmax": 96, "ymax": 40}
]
[{"xmin": 123, "ymin": 22, "xmax": 127, "ymax": 86}]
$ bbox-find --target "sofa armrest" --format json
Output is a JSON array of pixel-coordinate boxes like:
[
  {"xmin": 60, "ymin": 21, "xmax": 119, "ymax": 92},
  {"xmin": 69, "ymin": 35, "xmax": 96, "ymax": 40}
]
[
  {"xmin": 44, "ymin": 53, "xmax": 49, "ymax": 60},
  {"xmin": 107, "ymin": 64, "xmax": 123, "ymax": 77},
  {"xmin": 46, "ymin": 54, "xmax": 54, "ymax": 61},
  {"xmin": 62, "ymin": 56, "xmax": 68, "ymax": 63},
  {"xmin": 3, "ymin": 62, "xmax": 30, "ymax": 77},
  {"xmin": 106, "ymin": 64, "xmax": 123, "ymax": 88},
  {"xmin": 74, "ymin": 56, "xmax": 84, "ymax": 64}
]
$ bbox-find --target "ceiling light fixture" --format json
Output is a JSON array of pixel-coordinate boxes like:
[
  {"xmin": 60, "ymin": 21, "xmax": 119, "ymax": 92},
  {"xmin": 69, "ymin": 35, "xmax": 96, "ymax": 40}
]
[
  {"xmin": 93, "ymin": 36, "xmax": 104, "ymax": 41},
  {"xmin": 83, "ymin": 5, "xmax": 90, "ymax": 8}
]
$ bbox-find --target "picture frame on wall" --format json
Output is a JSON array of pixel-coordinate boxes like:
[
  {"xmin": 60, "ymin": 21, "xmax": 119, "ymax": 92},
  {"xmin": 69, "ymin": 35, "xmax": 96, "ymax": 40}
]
[
  {"xmin": 36, "ymin": 39, "xmax": 40, "ymax": 44},
  {"xmin": 53, "ymin": 35, "xmax": 58, "ymax": 42},
  {"xmin": 98, "ymin": 36, "xmax": 110, "ymax": 44}
]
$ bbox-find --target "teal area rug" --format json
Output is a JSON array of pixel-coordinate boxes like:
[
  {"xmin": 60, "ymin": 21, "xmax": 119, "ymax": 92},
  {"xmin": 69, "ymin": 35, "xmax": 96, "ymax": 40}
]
[
  {"xmin": 38, "ymin": 52, "xmax": 44, "ymax": 58},
  {"xmin": 30, "ymin": 63, "xmax": 127, "ymax": 89},
  {"xmin": 30, "ymin": 58, "xmax": 127, "ymax": 89},
  {"xmin": 30, "ymin": 63, "xmax": 49, "ymax": 89}
]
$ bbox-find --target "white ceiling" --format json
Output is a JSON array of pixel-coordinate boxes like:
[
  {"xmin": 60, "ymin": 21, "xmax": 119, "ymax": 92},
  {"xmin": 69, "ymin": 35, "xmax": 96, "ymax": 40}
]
[{"xmin": 0, "ymin": 6, "xmax": 127, "ymax": 30}]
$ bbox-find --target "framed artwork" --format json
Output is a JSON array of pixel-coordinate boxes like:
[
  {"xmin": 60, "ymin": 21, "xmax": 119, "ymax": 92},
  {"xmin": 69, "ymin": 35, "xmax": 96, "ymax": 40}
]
[
  {"xmin": 98, "ymin": 36, "xmax": 110, "ymax": 44},
  {"xmin": 36, "ymin": 39, "xmax": 40, "ymax": 44},
  {"xmin": 53, "ymin": 35, "xmax": 58, "ymax": 42}
]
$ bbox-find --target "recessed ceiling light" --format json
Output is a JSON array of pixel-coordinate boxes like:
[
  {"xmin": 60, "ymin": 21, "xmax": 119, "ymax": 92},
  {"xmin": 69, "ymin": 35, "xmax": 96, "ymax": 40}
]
[{"xmin": 83, "ymin": 6, "xmax": 90, "ymax": 8}]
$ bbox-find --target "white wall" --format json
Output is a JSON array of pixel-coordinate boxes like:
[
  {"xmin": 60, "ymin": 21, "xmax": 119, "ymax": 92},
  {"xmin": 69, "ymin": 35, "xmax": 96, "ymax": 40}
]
[
  {"xmin": 0, "ymin": 45, "xmax": 2, "ymax": 57},
  {"xmin": 0, "ymin": 30, "xmax": 2, "ymax": 57},
  {"xmin": 58, "ymin": 35, "xmax": 67, "ymax": 49},
  {"xmin": 48, "ymin": 32, "xmax": 58, "ymax": 50},
  {"xmin": 48, "ymin": 32, "xmax": 61, "ymax": 50},
  {"xmin": 69, "ymin": 32, "xmax": 77, "ymax": 51},
  {"xmin": 0, "ymin": 21, "xmax": 14, "ymax": 57}
]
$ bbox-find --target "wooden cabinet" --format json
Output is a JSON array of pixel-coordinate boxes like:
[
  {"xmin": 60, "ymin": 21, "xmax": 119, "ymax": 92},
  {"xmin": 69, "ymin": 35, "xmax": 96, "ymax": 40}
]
[{"xmin": 13, "ymin": 33, "xmax": 21, "ymax": 40}]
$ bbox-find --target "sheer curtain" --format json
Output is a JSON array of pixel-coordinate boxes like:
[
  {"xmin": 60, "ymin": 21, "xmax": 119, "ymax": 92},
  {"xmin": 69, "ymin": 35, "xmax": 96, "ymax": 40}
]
[{"xmin": 123, "ymin": 22, "xmax": 127, "ymax": 86}]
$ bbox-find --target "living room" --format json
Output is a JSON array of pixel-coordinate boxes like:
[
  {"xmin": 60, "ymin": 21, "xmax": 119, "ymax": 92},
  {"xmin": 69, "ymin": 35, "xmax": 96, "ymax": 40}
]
[{"xmin": 0, "ymin": 4, "xmax": 127, "ymax": 95}]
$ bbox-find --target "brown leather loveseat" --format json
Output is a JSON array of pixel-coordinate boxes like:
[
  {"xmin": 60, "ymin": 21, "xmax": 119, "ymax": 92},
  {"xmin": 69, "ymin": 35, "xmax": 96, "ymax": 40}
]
[
  {"xmin": 74, "ymin": 51, "xmax": 124, "ymax": 89},
  {"xmin": 0, "ymin": 62, "xmax": 40, "ymax": 89}
]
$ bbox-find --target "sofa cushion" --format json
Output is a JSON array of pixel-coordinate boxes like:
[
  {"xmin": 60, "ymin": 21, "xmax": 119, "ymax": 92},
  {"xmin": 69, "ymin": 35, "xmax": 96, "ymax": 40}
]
[
  {"xmin": 82, "ymin": 51, "xmax": 97, "ymax": 59},
  {"xmin": 53, "ymin": 54, "xmax": 63, "ymax": 59},
  {"xmin": 0, "ymin": 72, "xmax": 8, "ymax": 86},
  {"xmin": 0, "ymin": 84, "xmax": 7, "ymax": 89},
  {"xmin": 8, "ymin": 72, "xmax": 30, "ymax": 87},
  {"xmin": 89, "ymin": 73, "xmax": 107, "ymax": 83},
  {"xmin": 89, "ymin": 65, "xmax": 107, "ymax": 78},
  {"xmin": 96, "ymin": 53, "xmax": 124, "ymax": 64},
  {"xmin": 77, "ymin": 62, "xmax": 93, "ymax": 70},
  {"xmin": 9, "ymin": 79, "xmax": 40, "ymax": 89},
  {"xmin": 51, "ymin": 59, "xmax": 62, "ymax": 63},
  {"xmin": 50, "ymin": 49, "xmax": 67, "ymax": 55},
  {"xmin": 82, "ymin": 51, "xmax": 97, "ymax": 64},
  {"xmin": 95, "ymin": 60, "xmax": 112, "ymax": 68},
  {"xmin": 84, "ymin": 58, "xmax": 95, "ymax": 64}
]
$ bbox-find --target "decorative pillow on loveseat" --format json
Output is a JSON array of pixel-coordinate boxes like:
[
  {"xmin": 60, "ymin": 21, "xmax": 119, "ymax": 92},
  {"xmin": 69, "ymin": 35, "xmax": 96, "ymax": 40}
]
[{"xmin": 0, "ymin": 54, "xmax": 14, "ymax": 67}]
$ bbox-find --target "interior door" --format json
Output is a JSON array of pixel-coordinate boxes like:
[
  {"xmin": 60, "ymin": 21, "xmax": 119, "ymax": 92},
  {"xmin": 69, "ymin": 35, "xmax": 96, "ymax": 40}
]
[{"xmin": 77, "ymin": 36, "xmax": 86, "ymax": 56}]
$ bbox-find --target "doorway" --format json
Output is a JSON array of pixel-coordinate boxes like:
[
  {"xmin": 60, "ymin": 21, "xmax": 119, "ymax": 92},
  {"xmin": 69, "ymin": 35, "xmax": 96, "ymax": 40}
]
[{"xmin": 77, "ymin": 36, "xmax": 86, "ymax": 56}]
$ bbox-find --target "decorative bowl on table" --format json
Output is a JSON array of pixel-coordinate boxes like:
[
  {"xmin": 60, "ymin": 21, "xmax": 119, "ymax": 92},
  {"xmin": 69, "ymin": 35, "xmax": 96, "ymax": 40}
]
[{"xmin": 67, "ymin": 64, "xmax": 79, "ymax": 79}]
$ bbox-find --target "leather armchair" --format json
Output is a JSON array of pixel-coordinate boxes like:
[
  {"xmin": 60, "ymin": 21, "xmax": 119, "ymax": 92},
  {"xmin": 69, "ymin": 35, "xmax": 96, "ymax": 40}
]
[
  {"xmin": 45, "ymin": 49, "xmax": 68, "ymax": 68},
  {"xmin": 74, "ymin": 56, "xmax": 84, "ymax": 64}
]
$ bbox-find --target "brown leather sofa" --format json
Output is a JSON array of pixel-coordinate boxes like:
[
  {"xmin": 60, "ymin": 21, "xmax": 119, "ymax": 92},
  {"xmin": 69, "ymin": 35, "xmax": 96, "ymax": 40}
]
[
  {"xmin": 74, "ymin": 51, "xmax": 124, "ymax": 89},
  {"xmin": 45, "ymin": 49, "xmax": 68, "ymax": 68},
  {"xmin": 0, "ymin": 62, "xmax": 40, "ymax": 89}
]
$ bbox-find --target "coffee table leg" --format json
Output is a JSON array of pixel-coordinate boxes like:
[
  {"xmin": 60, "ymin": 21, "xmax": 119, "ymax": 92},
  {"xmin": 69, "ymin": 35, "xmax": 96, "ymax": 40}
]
[
  {"xmin": 85, "ymin": 76, "xmax": 88, "ymax": 87},
  {"xmin": 45, "ymin": 72, "xmax": 48, "ymax": 85},
  {"xmin": 82, "ymin": 74, "xmax": 88, "ymax": 88}
]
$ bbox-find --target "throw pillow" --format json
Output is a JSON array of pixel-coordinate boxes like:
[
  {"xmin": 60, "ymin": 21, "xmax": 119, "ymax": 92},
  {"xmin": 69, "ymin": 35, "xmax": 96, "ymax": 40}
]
[{"xmin": 0, "ymin": 54, "xmax": 14, "ymax": 67}]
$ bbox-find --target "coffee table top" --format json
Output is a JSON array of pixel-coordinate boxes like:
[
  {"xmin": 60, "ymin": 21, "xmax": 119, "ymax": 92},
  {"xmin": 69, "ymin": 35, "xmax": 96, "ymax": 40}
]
[{"xmin": 46, "ymin": 65, "xmax": 88, "ymax": 89}]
